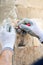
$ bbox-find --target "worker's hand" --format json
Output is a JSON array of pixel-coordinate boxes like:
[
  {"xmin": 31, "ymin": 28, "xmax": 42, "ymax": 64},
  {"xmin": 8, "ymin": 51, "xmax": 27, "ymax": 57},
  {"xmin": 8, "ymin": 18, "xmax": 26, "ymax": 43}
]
[
  {"xmin": 18, "ymin": 18, "xmax": 43, "ymax": 43},
  {"xmin": 0, "ymin": 18, "xmax": 16, "ymax": 52}
]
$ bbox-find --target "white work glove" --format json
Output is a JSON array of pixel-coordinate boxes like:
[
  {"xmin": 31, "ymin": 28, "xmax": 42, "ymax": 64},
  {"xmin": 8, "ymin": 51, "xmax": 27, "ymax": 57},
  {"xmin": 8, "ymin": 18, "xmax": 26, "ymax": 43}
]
[
  {"xmin": 18, "ymin": 18, "xmax": 43, "ymax": 43},
  {"xmin": 0, "ymin": 18, "xmax": 16, "ymax": 52}
]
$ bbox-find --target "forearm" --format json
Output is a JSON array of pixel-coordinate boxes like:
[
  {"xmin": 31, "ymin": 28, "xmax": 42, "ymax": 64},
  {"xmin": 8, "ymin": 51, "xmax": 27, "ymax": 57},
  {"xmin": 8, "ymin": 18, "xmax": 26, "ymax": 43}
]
[{"xmin": 0, "ymin": 49, "xmax": 13, "ymax": 65}]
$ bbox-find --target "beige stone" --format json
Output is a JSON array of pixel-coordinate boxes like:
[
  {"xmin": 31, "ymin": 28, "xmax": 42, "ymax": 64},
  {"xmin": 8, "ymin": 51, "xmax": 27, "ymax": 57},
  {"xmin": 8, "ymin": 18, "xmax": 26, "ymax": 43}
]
[
  {"xmin": 0, "ymin": 0, "xmax": 43, "ymax": 65},
  {"xmin": 15, "ymin": 0, "xmax": 43, "ymax": 8}
]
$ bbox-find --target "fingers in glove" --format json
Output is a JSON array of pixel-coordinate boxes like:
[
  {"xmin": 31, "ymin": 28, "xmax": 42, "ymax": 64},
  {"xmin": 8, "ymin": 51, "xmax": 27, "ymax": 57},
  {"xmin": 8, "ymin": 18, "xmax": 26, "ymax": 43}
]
[
  {"xmin": 18, "ymin": 18, "xmax": 33, "ymax": 26},
  {"xmin": 2, "ymin": 18, "xmax": 12, "ymax": 32},
  {"xmin": 19, "ymin": 24, "xmax": 39, "ymax": 38},
  {"xmin": 19, "ymin": 24, "xmax": 32, "ymax": 32}
]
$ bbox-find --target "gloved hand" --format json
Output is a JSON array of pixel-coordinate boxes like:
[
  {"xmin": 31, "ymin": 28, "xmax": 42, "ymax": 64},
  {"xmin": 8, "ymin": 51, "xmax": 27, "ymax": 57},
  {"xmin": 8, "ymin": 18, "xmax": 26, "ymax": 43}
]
[
  {"xmin": 18, "ymin": 18, "xmax": 43, "ymax": 43},
  {"xmin": 0, "ymin": 18, "xmax": 16, "ymax": 52}
]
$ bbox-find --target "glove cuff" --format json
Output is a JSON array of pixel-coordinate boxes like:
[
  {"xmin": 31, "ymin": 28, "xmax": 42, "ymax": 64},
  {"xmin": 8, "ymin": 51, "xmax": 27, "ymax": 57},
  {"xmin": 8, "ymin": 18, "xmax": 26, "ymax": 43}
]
[{"xmin": 39, "ymin": 30, "xmax": 43, "ymax": 43}]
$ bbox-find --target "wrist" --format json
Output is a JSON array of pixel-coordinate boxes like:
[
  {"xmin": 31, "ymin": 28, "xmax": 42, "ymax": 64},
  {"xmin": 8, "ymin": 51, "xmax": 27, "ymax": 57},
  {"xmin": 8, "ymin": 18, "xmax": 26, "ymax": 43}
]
[
  {"xmin": 2, "ymin": 43, "xmax": 14, "ymax": 50},
  {"xmin": 38, "ymin": 30, "xmax": 43, "ymax": 43}
]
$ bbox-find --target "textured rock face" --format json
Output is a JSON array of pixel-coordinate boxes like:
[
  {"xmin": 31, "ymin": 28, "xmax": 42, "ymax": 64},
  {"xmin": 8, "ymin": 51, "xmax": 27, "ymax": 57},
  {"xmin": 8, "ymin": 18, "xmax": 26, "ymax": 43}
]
[
  {"xmin": 0, "ymin": 0, "xmax": 15, "ymax": 22},
  {"xmin": 13, "ymin": 46, "xmax": 43, "ymax": 65},
  {"xmin": 0, "ymin": 0, "xmax": 43, "ymax": 65},
  {"xmin": 0, "ymin": 0, "xmax": 43, "ymax": 22},
  {"xmin": 13, "ymin": 29, "xmax": 43, "ymax": 65}
]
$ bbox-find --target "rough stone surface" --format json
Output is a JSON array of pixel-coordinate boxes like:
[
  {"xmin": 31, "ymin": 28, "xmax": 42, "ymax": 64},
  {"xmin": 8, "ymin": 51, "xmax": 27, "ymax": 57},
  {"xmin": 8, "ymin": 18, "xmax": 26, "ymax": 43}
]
[{"xmin": 0, "ymin": 0, "xmax": 43, "ymax": 65}]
